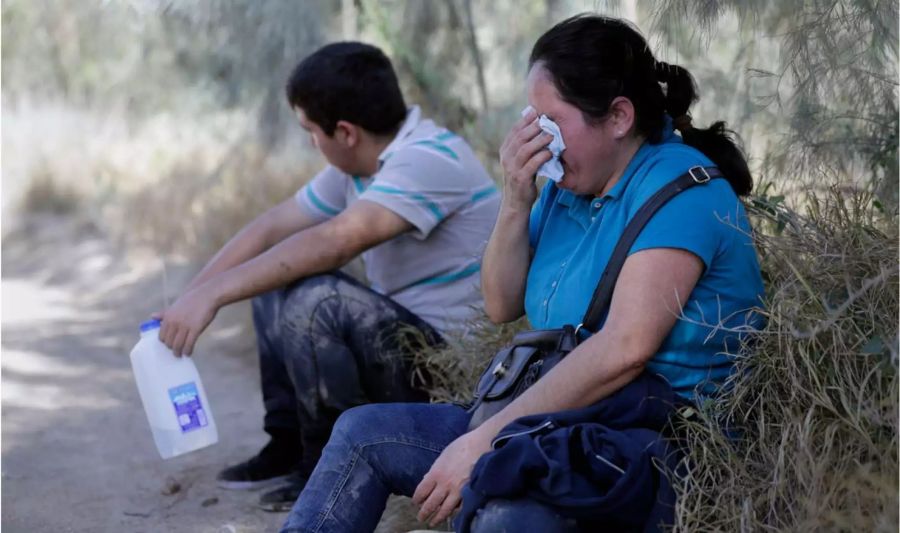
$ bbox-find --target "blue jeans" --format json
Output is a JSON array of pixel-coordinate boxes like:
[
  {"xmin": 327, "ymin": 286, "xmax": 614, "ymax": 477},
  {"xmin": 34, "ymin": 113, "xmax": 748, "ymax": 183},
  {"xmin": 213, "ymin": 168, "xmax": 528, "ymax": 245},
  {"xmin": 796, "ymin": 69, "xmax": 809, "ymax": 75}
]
[
  {"xmin": 254, "ymin": 272, "xmax": 441, "ymax": 472},
  {"xmin": 280, "ymin": 403, "xmax": 578, "ymax": 532}
]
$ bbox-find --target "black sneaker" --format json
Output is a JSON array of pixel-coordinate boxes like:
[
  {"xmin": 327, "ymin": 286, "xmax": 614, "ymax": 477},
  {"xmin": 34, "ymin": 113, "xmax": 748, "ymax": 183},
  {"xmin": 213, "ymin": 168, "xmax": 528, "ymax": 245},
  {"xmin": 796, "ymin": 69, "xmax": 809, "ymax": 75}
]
[
  {"xmin": 217, "ymin": 439, "xmax": 301, "ymax": 490},
  {"xmin": 257, "ymin": 472, "xmax": 309, "ymax": 512}
]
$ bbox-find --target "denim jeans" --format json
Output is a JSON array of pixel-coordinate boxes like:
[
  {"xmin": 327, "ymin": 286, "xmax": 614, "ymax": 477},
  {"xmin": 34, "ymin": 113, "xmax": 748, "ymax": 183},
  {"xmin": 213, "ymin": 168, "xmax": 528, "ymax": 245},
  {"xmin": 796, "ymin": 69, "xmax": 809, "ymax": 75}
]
[
  {"xmin": 254, "ymin": 272, "xmax": 441, "ymax": 471},
  {"xmin": 280, "ymin": 403, "xmax": 578, "ymax": 533}
]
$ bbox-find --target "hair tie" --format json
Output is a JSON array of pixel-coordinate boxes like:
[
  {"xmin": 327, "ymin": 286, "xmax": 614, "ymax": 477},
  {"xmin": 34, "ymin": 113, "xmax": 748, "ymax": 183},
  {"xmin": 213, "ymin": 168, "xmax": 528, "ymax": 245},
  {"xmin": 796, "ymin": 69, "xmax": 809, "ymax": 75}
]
[
  {"xmin": 673, "ymin": 114, "xmax": 692, "ymax": 132},
  {"xmin": 653, "ymin": 60, "xmax": 668, "ymax": 83}
]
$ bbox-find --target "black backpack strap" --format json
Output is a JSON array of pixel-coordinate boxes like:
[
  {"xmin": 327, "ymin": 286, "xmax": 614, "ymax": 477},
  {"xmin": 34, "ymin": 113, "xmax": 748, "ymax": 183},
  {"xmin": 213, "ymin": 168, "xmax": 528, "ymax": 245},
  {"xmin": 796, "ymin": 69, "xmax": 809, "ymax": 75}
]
[{"xmin": 578, "ymin": 165, "xmax": 723, "ymax": 334}]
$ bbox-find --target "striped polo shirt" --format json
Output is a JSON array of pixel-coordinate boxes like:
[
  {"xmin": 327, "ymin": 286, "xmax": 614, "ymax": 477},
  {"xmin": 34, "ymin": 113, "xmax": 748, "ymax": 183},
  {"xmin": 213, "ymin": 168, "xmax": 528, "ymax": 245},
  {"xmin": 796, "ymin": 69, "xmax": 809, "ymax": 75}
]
[{"xmin": 295, "ymin": 106, "xmax": 500, "ymax": 334}]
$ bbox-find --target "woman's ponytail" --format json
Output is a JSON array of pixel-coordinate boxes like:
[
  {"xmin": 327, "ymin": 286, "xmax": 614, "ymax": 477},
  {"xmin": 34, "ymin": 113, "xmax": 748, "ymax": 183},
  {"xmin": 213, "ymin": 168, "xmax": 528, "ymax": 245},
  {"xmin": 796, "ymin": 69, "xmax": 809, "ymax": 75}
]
[
  {"xmin": 655, "ymin": 60, "xmax": 753, "ymax": 196},
  {"xmin": 681, "ymin": 122, "xmax": 753, "ymax": 196}
]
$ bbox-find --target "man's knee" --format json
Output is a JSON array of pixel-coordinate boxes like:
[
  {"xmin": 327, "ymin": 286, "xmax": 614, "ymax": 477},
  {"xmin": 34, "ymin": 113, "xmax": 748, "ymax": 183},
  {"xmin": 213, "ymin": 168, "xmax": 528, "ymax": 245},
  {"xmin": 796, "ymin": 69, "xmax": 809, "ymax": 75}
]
[
  {"xmin": 280, "ymin": 273, "xmax": 351, "ymax": 326},
  {"xmin": 250, "ymin": 272, "xmax": 344, "ymax": 326}
]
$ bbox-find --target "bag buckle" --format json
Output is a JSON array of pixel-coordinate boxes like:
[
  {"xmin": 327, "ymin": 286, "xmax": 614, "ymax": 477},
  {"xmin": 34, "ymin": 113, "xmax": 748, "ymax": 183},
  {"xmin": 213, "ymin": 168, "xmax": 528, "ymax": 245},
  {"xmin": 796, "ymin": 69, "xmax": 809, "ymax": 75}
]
[
  {"xmin": 492, "ymin": 361, "xmax": 507, "ymax": 378},
  {"xmin": 688, "ymin": 166, "xmax": 711, "ymax": 184}
]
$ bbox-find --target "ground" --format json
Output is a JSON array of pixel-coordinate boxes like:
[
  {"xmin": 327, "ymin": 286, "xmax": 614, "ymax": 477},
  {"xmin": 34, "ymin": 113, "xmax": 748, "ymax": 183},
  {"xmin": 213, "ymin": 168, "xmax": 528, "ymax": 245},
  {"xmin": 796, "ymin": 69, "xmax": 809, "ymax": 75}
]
[{"xmin": 1, "ymin": 214, "xmax": 427, "ymax": 533}]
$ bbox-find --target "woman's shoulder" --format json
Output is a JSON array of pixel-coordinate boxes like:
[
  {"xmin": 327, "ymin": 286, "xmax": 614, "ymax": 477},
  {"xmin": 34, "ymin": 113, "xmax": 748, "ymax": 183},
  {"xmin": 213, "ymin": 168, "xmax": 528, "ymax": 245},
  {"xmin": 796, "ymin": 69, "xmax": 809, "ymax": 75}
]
[
  {"xmin": 638, "ymin": 142, "xmax": 712, "ymax": 181},
  {"xmin": 628, "ymin": 142, "xmax": 734, "ymax": 203}
]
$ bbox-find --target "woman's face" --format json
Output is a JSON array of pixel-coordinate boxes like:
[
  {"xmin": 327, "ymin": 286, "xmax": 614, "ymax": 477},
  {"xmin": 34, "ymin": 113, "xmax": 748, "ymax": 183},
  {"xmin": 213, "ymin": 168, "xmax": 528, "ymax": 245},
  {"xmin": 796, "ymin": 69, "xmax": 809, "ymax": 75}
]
[{"xmin": 526, "ymin": 64, "xmax": 624, "ymax": 196}]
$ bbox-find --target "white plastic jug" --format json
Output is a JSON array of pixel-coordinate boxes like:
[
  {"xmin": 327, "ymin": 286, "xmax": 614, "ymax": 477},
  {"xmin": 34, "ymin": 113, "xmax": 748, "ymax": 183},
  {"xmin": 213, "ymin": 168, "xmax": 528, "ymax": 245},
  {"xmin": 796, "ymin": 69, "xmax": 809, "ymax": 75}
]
[{"xmin": 130, "ymin": 319, "xmax": 218, "ymax": 459}]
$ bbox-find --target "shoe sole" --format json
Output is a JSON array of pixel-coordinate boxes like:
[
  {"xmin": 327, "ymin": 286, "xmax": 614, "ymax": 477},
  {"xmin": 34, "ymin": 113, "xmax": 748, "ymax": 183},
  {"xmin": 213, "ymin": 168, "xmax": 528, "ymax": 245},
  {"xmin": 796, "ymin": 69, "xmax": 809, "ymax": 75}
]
[
  {"xmin": 216, "ymin": 474, "xmax": 291, "ymax": 491},
  {"xmin": 257, "ymin": 500, "xmax": 294, "ymax": 513}
]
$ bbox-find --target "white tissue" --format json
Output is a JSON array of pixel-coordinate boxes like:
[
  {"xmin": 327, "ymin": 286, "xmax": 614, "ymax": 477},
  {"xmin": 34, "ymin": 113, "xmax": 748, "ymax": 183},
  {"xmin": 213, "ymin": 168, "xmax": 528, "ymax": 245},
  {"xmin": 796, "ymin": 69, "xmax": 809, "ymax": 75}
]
[{"xmin": 521, "ymin": 106, "xmax": 565, "ymax": 183}]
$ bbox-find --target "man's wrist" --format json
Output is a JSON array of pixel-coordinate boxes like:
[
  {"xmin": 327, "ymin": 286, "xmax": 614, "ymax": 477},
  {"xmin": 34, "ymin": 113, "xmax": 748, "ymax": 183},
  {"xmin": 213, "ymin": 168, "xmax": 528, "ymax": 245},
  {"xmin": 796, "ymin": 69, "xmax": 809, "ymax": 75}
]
[{"xmin": 197, "ymin": 277, "xmax": 227, "ymax": 309}]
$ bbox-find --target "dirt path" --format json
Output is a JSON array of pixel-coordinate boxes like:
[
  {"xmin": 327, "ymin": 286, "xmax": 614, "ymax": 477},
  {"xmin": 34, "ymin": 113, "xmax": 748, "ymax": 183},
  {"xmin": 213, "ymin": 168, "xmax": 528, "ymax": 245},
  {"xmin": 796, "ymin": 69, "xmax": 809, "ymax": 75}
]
[
  {"xmin": 1, "ymin": 214, "xmax": 433, "ymax": 533},
  {"xmin": 1, "ymin": 215, "xmax": 296, "ymax": 532}
]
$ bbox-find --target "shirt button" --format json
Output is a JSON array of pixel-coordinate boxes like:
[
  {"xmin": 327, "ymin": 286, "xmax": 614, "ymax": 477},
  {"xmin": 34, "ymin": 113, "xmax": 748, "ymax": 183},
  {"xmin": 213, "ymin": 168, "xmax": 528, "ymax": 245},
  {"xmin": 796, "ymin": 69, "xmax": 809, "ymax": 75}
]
[
  {"xmin": 593, "ymin": 200, "xmax": 602, "ymax": 209},
  {"xmin": 560, "ymin": 261, "xmax": 566, "ymax": 267},
  {"xmin": 551, "ymin": 281, "xmax": 557, "ymax": 287},
  {"xmin": 542, "ymin": 300, "xmax": 548, "ymax": 306}
]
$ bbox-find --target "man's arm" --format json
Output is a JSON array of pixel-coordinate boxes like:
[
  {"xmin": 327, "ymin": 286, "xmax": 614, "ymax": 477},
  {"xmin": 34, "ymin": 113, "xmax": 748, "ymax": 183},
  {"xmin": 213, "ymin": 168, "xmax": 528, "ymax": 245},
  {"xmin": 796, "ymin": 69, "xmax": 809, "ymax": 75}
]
[
  {"xmin": 183, "ymin": 198, "xmax": 320, "ymax": 293},
  {"xmin": 412, "ymin": 247, "xmax": 704, "ymax": 525},
  {"xmin": 159, "ymin": 200, "xmax": 413, "ymax": 356}
]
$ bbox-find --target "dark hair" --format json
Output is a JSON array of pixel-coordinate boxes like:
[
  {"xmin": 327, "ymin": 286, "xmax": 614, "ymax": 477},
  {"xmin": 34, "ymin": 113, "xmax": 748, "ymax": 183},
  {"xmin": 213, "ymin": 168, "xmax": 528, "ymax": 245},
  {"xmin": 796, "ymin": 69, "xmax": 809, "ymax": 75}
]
[
  {"xmin": 529, "ymin": 14, "xmax": 752, "ymax": 196},
  {"xmin": 286, "ymin": 42, "xmax": 407, "ymax": 137}
]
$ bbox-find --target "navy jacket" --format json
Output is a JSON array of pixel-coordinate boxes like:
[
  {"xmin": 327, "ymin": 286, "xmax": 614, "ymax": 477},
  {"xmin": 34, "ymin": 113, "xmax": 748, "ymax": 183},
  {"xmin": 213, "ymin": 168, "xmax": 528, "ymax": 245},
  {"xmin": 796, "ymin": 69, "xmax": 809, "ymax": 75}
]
[{"xmin": 456, "ymin": 373, "xmax": 683, "ymax": 532}]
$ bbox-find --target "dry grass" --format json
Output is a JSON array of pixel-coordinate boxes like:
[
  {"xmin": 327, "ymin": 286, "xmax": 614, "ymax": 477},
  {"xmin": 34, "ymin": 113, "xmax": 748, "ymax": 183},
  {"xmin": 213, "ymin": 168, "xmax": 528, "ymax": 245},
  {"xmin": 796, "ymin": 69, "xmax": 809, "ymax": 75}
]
[
  {"xmin": 410, "ymin": 317, "xmax": 530, "ymax": 404},
  {"xmin": 670, "ymin": 189, "xmax": 898, "ymax": 532},
  {"xmin": 19, "ymin": 160, "xmax": 83, "ymax": 214},
  {"xmin": 113, "ymin": 144, "xmax": 318, "ymax": 259},
  {"xmin": 4, "ymin": 103, "xmax": 320, "ymax": 258}
]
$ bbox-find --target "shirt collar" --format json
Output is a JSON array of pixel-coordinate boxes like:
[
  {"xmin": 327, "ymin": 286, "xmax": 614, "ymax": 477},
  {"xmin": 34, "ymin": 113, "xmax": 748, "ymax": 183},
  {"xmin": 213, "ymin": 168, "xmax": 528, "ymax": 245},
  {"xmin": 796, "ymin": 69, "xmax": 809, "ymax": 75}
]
[
  {"xmin": 598, "ymin": 114, "xmax": 681, "ymax": 201},
  {"xmin": 378, "ymin": 105, "xmax": 422, "ymax": 163}
]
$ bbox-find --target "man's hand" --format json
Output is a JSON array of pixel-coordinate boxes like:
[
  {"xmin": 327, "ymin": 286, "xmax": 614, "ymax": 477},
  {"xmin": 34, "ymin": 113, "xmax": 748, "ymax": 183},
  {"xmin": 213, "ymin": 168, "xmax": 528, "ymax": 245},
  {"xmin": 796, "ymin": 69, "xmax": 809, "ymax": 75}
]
[
  {"xmin": 158, "ymin": 285, "xmax": 219, "ymax": 357},
  {"xmin": 412, "ymin": 429, "xmax": 493, "ymax": 526}
]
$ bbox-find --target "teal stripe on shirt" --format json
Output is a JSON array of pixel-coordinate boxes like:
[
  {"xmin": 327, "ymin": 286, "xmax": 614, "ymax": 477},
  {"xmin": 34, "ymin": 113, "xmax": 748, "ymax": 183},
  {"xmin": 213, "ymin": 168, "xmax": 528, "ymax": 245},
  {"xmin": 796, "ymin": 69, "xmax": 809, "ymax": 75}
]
[
  {"xmin": 305, "ymin": 187, "xmax": 340, "ymax": 216},
  {"xmin": 351, "ymin": 175, "xmax": 368, "ymax": 193},
  {"xmin": 471, "ymin": 185, "xmax": 499, "ymax": 204},
  {"xmin": 367, "ymin": 184, "xmax": 445, "ymax": 221},
  {"xmin": 435, "ymin": 131, "xmax": 457, "ymax": 141},
  {"xmin": 410, "ymin": 140, "xmax": 459, "ymax": 161},
  {"xmin": 414, "ymin": 262, "xmax": 481, "ymax": 286}
]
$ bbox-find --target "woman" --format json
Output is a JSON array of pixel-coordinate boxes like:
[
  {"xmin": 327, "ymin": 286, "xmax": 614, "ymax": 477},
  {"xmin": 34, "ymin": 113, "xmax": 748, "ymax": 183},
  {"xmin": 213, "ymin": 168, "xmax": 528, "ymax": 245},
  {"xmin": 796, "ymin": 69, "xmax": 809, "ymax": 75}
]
[{"xmin": 281, "ymin": 14, "xmax": 764, "ymax": 533}]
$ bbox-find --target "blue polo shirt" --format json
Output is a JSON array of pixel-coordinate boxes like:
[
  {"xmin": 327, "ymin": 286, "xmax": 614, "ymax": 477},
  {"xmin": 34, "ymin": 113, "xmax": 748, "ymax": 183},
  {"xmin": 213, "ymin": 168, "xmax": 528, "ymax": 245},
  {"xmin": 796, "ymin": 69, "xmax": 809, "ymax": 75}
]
[{"xmin": 526, "ymin": 127, "xmax": 765, "ymax": 400}]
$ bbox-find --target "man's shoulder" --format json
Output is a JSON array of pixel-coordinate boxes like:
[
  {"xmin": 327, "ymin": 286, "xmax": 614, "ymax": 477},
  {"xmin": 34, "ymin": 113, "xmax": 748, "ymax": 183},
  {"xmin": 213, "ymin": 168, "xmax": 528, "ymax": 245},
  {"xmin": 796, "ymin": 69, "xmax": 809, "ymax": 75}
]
[
  {"xmin": 382, "ymin": 120, "xmax": 484, "ymax": 175},
  {"xmin": 312, "ymin": 164, "xmax": 352, "ymax": 182}
]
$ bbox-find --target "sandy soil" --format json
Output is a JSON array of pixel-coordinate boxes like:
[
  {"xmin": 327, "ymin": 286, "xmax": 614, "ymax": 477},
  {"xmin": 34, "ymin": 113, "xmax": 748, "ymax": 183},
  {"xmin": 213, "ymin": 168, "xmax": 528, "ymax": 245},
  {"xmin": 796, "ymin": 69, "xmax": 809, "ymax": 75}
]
[{"xmin": 1, "ymin": 214, "xmax": 426, "ymax": 533}]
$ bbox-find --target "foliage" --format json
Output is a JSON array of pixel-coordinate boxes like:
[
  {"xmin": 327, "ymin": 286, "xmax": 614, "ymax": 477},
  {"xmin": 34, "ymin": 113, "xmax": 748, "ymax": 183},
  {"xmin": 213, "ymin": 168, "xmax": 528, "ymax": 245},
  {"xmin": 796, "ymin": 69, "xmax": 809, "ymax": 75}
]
[
  {"xmin": 648, "ymin": 0, "xmax": 899, "ymax": 211},
  {"xmin": 671, "ymin": 189, "xmax": 898, "ymax": 531}
]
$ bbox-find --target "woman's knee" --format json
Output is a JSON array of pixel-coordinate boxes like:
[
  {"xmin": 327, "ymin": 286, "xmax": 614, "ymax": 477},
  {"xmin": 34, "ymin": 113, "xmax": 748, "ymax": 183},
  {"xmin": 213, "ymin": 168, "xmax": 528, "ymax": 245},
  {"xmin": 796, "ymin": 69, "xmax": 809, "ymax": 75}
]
[
  {"xmin": 330, "ymin": 403, "xmax": 455, "ymax": 450},
  {"xmin": 470, "ymin": 498, "xmax": 577, "ymax": 533}
]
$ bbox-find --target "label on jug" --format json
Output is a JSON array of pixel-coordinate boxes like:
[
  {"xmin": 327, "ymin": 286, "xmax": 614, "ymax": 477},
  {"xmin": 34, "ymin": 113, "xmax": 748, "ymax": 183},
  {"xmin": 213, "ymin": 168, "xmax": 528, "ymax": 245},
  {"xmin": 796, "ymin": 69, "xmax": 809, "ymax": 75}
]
[{"xmin": 168, "ymin": 382, "xmax": 209, "ymax": 433}]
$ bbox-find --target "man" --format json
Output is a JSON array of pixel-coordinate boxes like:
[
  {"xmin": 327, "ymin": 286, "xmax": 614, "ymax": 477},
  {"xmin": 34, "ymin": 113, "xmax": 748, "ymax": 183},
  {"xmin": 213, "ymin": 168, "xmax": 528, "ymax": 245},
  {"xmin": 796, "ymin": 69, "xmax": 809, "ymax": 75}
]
[{"xmin": 157, "ymin": 42, "xmax": 499, "ymax": 510}]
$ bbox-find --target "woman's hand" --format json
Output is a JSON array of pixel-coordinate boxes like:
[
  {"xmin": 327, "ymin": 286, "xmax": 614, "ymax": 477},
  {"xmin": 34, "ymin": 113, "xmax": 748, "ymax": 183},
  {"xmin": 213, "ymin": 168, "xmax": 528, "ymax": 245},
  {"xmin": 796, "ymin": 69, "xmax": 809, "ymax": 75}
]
[
  {"xmin": 498, "ymin": 107, "xmax": 553, "ymax": 211},
  {"xmin": 159, "ymin": 285, "xmax": 220, "ymax": 357},
  {"xmin": 412, "ymin": 429, "xmax": 493, "ymax": 526}
]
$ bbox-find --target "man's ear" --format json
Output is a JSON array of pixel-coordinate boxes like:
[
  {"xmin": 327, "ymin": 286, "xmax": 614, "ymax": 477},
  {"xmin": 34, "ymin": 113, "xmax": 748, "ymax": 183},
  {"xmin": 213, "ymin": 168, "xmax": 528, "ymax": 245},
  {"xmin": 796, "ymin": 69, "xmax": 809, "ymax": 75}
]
[
  {"xmin": 608, "ymin": 96, "xmax": 636, "ymax": 139},
  {"xmin": 334, "ymin": 120, "xmax": 359, "ymax": 148}
]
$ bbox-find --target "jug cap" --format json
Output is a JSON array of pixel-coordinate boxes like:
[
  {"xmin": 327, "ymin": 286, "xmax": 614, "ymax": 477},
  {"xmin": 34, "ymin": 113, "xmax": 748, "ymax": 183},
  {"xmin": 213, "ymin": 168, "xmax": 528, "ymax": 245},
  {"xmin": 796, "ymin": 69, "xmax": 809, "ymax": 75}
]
[{"xmin": 140, "ymin": 318, "xmax": 162, "ymax": 332}]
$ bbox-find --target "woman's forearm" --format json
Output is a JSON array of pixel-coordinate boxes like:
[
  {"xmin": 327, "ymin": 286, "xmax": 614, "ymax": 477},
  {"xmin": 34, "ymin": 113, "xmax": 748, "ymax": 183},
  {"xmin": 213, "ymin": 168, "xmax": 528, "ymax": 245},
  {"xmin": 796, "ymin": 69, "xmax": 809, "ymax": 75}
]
[
  {"xmin": 481, "ymin": 203, "xmax": 533, "ymax": 323},
  {"xmin": 473, "ymin": 248, "xmax": 704, "ymax": 443},
  {"xmin": 473, "ymin": 327, "xmax": 648, "ymax": 442}
]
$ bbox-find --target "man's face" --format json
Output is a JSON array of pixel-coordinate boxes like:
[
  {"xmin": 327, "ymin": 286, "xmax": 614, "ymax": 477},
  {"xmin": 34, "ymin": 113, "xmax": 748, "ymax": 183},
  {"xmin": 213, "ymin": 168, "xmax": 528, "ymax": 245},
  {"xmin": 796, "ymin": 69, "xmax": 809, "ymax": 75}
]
[{"xmin": 294, "ymin": 107, "xmax": 356, "ymax": 172}]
